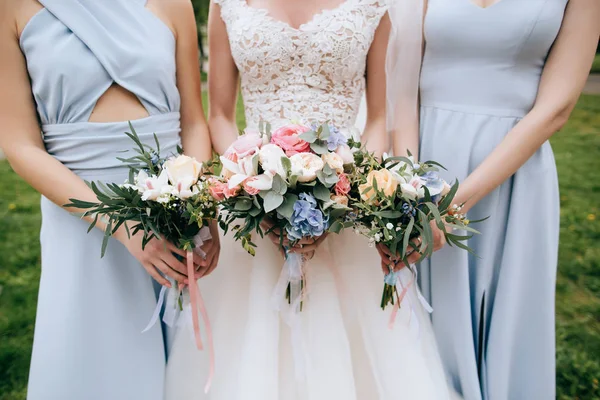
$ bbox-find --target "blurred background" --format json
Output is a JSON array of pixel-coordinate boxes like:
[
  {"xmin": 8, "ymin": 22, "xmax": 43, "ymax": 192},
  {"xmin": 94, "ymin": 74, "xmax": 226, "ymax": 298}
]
[{"xmin": 0, "ymin": 2, "xmax": 599, "ymax": 399}]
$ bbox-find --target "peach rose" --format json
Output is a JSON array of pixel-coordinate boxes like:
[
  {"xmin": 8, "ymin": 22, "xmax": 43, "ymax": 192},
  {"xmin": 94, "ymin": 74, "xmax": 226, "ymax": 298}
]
[
  {"xmin": 331, "ymin": 194, "xmax": 349, "ymax": 207},
  {"xmin": 358, "ymin": 169, "xmax": 398, "ymax": 204},
  {"xmin": 321, "ymin": 152, "xmax": 344, "ymax": 173}
]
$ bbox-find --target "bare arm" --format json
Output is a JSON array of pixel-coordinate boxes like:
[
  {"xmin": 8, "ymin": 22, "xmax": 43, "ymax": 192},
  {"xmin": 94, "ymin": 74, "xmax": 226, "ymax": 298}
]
[
  {"xmin": 0, "ymin": 2, "xmax": 195, "ymax": 285},
  {"xmin": 454, "ymin": 0, "xmax": 600, "ymax": 213},
  {"xmin": 207, "ymin": 0, "xmax": 240, "ymax": 155},
  {"xmin": 169, "ymin": 0, "xmax": 213, "ymax": 163},
  {"xmin": 167, "ymin": 0, "xmax": 220, "ymax": 275},
  {"xmin": 362, "ymin": 13, "xmax": 391, "ymax": 157},
  {"xmin": 0, "ymin": 4, "xmax": 106, "ymax": 228},
  {"xmin": 390, "ymin": 0, "xmax": 427, "ymax": 159}
]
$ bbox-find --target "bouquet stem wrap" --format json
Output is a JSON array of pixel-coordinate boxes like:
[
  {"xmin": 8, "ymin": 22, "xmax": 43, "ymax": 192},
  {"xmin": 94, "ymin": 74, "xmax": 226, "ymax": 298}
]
[{"xmin": 271, "ymin": 251, "xmax": 308, "ymax": 381}]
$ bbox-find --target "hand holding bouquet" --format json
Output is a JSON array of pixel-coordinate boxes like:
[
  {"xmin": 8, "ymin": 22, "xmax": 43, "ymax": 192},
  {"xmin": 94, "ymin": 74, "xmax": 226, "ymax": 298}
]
[{"xmin": 349, "ymin": 150, "xmax": 480, "ymax": 311}]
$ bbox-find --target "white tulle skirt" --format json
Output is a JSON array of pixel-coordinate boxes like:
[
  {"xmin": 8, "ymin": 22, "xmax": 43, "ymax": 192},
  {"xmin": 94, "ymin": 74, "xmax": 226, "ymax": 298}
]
[{"xmin": 165, "ymin": 227, "xmax": 454, "ymax": 400}]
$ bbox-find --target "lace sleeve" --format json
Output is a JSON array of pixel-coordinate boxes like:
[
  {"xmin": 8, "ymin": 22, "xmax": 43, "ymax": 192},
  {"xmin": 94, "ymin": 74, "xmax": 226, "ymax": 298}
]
[{"xmin": 213, "ymin": 0, "xmax": 237, "ymax": 27}]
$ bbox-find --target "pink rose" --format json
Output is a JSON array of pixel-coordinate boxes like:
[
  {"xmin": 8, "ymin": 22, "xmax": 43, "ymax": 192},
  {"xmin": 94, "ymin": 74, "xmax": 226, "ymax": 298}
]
[
  {"xmin": 225, "ymin": 132, "xmax": 263, "ymax": 158},
  {"xmin": 243, "ymin": 177, "xmax": 261, "ymax": 196},
  {"xmin": 270, "ymin": 124, "xmax": 311, "ymax": 156},
  {"xmin": 208, "ymin": 179, "xmax": 227, "ymax": 201},
  {"xmin": 223, "ymin": 185, "xmax": 241, "ymax": 199},
  {"xmin": 335, "ymin": 173, "xmax": 351, "ymax": 196}
]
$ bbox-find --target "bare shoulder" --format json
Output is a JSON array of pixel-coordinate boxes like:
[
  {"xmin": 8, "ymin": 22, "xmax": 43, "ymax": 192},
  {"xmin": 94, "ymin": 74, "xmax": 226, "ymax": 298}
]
[
  {"xmin": 0, "ymin": 0, "xmax": 19, "ymax": 37},
  {"xmin": 148, "ymin": 0, "xmax": 196, "ymax": 39}
]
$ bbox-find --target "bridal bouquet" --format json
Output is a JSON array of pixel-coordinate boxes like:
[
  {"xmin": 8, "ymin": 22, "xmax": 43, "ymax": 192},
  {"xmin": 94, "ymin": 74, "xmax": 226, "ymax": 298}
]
[
  {"xmin": 214, "ymin": 121, "xmax": 357, "ymax": 311},
  {"xmin": 66, "ymin": 123, "xmax": 217, "ymax": 390},
  {"xmin": 349, "ymin": 151, "xmax": 479, "ymax": 311}
]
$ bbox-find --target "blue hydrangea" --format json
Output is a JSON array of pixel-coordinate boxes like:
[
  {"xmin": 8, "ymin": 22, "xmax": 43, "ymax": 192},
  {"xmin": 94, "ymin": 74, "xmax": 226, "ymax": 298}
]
[
  {"xmin": 325, "ymin": 125, "xmax": 348, "ymax": 151},
  {"xmin": 286, "ymin": 193, "xmax": 329, "ymax": 241},
  {"xmin": 420, "ymin": 171, "xmax": 445, "ymax": 197}
]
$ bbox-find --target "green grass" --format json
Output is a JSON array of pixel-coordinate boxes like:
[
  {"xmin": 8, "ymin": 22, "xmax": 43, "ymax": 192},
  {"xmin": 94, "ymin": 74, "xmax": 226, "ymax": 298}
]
[
  {"xmin": 592, "ymin": 54, "xmax": 600, "ymax": 74},
  {"xmin": 1, "ymin": 96, "xmax": 600, "ymax": 399}
]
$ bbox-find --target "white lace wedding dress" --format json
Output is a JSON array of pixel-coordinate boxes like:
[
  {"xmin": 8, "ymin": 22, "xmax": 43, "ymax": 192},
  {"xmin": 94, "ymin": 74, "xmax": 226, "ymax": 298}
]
[{"xmin": 165, "ymin": 1, "xmax": 451, "ymax": 398}]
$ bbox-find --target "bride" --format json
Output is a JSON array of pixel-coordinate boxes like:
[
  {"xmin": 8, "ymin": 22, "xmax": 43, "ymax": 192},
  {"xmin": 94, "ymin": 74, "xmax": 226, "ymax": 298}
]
[{"xmin": 166, "ymin": 0, "xmax": 451, "ymax": 398}]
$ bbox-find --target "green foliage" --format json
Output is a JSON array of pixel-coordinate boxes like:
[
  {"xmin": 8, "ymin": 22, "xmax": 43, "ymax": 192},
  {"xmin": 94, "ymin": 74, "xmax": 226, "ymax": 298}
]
[{"xmin": 592, "ymin": 54, "xmax": 600, "ymax": 74}]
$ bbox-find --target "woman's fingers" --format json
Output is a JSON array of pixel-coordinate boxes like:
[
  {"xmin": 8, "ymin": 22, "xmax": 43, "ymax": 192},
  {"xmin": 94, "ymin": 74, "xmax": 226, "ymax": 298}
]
[
  {"xmin": 198, "ymin": 242, "xmax": 220, "ymax": 277},
  {"xmin": 289, "ymin": 234, "xmax": 327, "ymax": 254},
  {"xmin": 154, "ymin": 259, "xmax": 187, "ymax": 283},
  {"xmin": 161, "ymin": 251, "xmax": 189, "ymax": 275},
  {"xmin": 204, "ymin": 249, "xmax": 220, "ymax": 276},
  {"xmin": 376, "ymin": 243, "xmax": 394, "ymax": 265},
  {"xmin": 143, "ymin": 263, "xmax": 172, "ymax": 287},
  {"xmin": 166, "ymin": 242, "xmax": 187, "ymax": 258}
]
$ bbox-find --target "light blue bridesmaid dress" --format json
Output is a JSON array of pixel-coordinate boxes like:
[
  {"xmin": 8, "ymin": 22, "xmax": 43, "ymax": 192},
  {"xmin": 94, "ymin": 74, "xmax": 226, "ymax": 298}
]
[
  {"xmin": 20, "ymin": 1, "xmax": 181, "ymax": 399},
  {"xmin": 418, "ymin": 0, "xmax": 567, "ymax": 399}
]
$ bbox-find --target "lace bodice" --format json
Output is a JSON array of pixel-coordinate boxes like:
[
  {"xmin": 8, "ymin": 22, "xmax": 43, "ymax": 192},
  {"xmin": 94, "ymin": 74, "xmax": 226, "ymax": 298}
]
[{"xmin": 216, "ymin": 0, "xmax": 388, "ymax": 131}]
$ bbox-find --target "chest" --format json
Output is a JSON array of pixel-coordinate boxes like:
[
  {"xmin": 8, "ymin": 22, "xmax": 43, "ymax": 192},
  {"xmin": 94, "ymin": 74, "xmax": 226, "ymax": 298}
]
[
  {"xmin": 220, "ymin": 0, "xmax": 387, "ymax": 78},
  {"xmin": 424, "ymin": 0, "xmax": 568, "ymax": 60}
]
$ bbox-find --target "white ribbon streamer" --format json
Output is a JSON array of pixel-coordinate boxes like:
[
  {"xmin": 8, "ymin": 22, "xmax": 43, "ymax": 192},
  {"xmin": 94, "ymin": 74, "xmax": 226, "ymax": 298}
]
[{"xmin": 270, "ymin": 252, "xmax": 309, "ymax": 381}]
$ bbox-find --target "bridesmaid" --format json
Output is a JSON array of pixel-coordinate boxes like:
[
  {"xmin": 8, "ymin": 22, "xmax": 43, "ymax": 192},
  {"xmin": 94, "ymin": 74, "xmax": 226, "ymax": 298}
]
[
  {"xmin": 0, "ymin": 0, "xmax": 218, "ymax": 398},
  {"xmin": 382, "ymin": 0, "xmax": 599, "ymax": 398}
]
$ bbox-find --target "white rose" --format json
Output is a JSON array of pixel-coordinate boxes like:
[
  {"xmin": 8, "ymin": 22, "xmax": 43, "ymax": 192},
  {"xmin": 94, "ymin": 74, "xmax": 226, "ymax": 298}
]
[
  {"xmin": 335, "ymin": 144, "xmax": 355, "ymax": 165},
  {"xmin": 400, "ymin": 176, "xmax": 425, "ymax": 200},
  {"xmin": 226, "ymin": 155, "xmax": 259, "ymax": 188},
  {"xmin": 164, "ymin": 155, "xmax": 203, "ymax": 186},
  {"xmin": 259, "ymin": 144, "xmax": 288, "ymax": 178},
  {"xmin": 321, "ymin": 152, "xmax": 344, "ymax": 173},
  {"xmin": 136, "ymin": 170, "xmax": 170, "ymax": 201},
  {"xmin": 245, "ymin": 173, "xmax": 274, "ymax": 191},
  {"xmin": 290, "ymin": 153, "xmax": 325, "ymax": 183},
  {"xmin": 171, "ymin": 179, "xmax": 199, "ymax": 199},
  {"xmin": 441, "ymin": 181, "xmax": 452, "ymax": 196}
]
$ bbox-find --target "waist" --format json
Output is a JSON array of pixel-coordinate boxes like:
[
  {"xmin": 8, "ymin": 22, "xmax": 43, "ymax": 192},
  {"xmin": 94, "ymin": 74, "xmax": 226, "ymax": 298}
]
[
  {"xmin": 420, "ymin": 68, "xmax": 542, "ymax": 118},
  {"xmin": 420, "ymin": 102, "xmax": 527, "ymax": 118},
  {"xmin": 43, "ymin": 112, "xmax": 181, "ymax": 180}
]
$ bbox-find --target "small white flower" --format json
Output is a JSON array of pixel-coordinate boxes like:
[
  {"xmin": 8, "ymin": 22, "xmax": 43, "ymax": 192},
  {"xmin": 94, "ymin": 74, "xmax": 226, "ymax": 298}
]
[
  {"xmin": 396, "ymin": 227, "xmax": 402, "ymax": 232},
  {"xmin": 386, "ymin": 223, "xmax": 394, "ymax": 230},
  {"xmin": 374, "ymin": 233, "xmax": 382, "ymax": 242}
]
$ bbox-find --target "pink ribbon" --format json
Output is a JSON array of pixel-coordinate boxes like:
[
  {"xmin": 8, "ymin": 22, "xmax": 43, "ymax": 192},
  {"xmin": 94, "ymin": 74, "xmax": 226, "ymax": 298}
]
[
  {"xmin": 387, "ymin": 269, "xmax": 415, "ymax": 329},
  {"xmin": 186, "ymin": 251, "xmax": 215, "ymax": 393}
]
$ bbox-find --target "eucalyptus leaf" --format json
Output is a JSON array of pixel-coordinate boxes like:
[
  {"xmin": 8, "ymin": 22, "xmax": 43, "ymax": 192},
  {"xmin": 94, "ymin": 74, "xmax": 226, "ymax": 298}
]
[
  {"xmin": 402, "ymin": 217, "xmax": 414, "ymax": 258},
  {"xmin": 277, "ymin": 193, "xmax": 299, "ymax": 220},
  {"xmin": 320, "ymin": 124, "xmax": 331, "ymax": 140},
  {"xmin": 310, "ymin": 141, "xmax": 329, "ymax": 155},
  {"xmin": 234, "ymin": 198, "xmax": 253, "ymax": 211},
  {"xmin": 313, "ymin": 184, "xmax": 331, "ymax": 202},
  {"xmin": 281, "ymin": 156, "xmax": 292, "ymax": 175},
  {"xmin": 272, "ymin": 174, "xmax": 287, "ymax": 195},
  {"xmin": 298, "ymin": 130, "xmax": 318, "ymax": 143},
  {"xmin": 263, "ymin": 191, "xmax": 285, "ymax": 213},
  {"xmin": 328, "ymin": 220, "xmax": 344, "ymax": 234}
]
